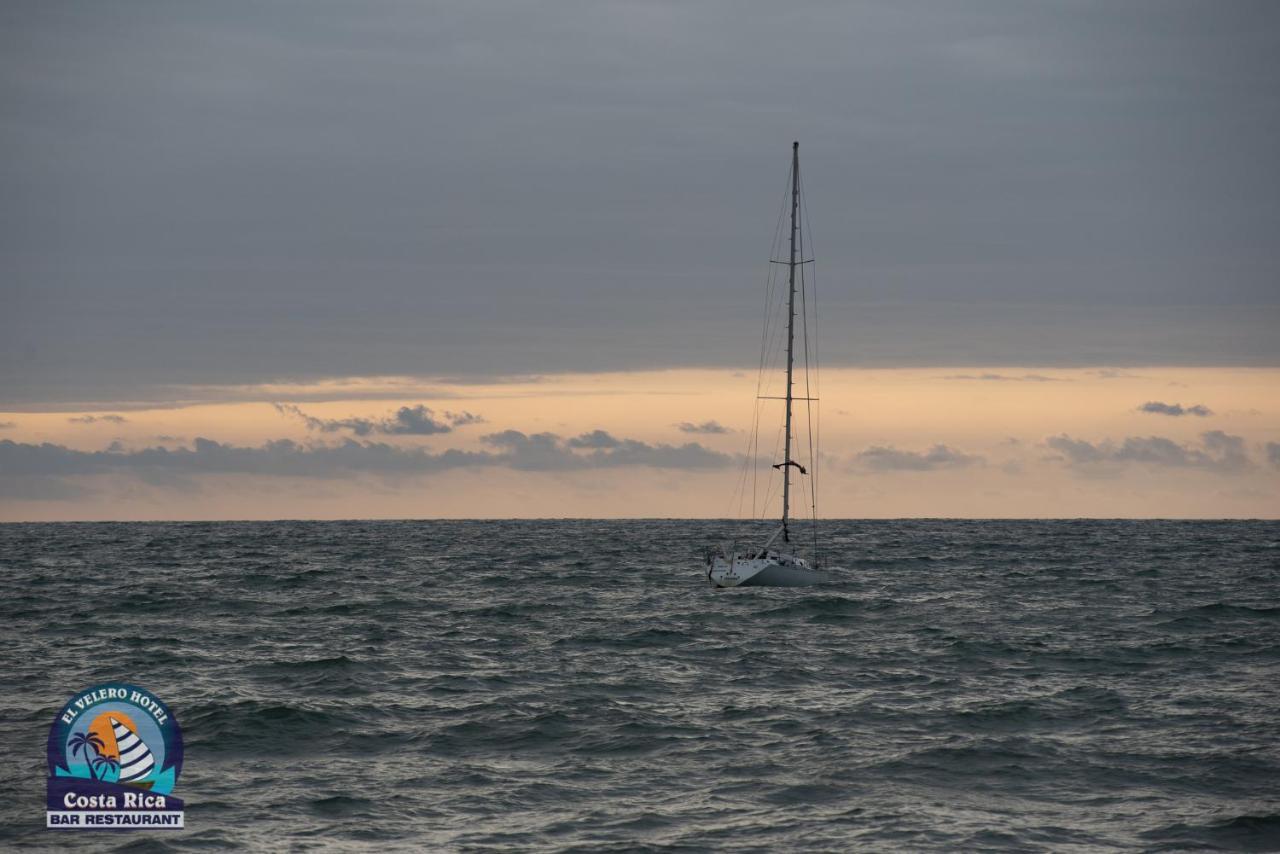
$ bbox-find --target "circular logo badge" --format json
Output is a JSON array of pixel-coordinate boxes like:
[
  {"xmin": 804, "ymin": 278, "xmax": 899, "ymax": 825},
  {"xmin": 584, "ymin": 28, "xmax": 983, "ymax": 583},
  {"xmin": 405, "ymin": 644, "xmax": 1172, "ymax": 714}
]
[{"xmin": 46, "ymin": 683, "xmax": 185, "ymax": 830}]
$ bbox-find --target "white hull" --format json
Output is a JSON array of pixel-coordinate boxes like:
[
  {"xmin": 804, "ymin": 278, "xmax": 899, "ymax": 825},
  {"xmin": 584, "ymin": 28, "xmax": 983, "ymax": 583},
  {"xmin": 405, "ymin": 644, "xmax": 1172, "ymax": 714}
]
[{"xmin": 707, "ymin": 552, "xmax": 826, "ymax": 588}]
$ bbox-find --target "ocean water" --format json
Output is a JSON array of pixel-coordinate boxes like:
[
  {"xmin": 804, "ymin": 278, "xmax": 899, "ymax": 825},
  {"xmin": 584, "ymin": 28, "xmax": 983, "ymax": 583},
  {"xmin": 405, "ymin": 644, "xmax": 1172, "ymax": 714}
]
[{"xmin": 1, "ymin": 519, "xmax": 1278, "ymax": 852}]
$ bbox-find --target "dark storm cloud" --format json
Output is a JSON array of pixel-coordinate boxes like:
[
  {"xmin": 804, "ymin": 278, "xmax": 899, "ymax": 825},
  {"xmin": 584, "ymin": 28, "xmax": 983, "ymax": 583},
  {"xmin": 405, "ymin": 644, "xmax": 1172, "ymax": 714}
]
[
  {"xmin": 1138, "ymin": 401, "xmax": 1213, "ymax": 417},
  {"xmin": 67, "ymin": 414, "xmax": 128, "ymax": 424},
  {"xmin": 274, "ymin": 403, "xmax": 480, "ymax": 435},
  {"xmin": 677, "ymin": 421, "xmax": 732, "ymax": 434},
  {"xmin": 854, "ymin": 444, "xmax": 983, "ymax": 471},
  {"xmin": 1266, "ymin": 442, "xmax": 1280, "ymax": 469},
  {"xmin": 1046, "ymin": 430, "xmax": 1252, "ymax": 473},
  {"xmin": 0, "ymin": 428, "xmax": 730, "ymax": 491},
  {"xmin": 3, "ymin": 1, "xmax": 1279, "ymax": 404}
]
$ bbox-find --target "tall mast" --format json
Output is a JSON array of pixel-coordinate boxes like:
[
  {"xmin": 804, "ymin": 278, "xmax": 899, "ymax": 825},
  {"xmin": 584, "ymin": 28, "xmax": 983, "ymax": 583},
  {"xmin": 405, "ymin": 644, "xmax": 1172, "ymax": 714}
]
[{"xmin": 781, "ymin": 140, "xmax": 799, "ymax": 543}]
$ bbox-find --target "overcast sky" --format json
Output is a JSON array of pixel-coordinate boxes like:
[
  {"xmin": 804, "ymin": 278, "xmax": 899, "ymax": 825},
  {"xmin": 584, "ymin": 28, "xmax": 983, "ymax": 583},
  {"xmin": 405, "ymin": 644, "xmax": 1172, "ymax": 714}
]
[{"xmin": 3, "ymin": 0, "xmax": 1279, "ymax": 404}]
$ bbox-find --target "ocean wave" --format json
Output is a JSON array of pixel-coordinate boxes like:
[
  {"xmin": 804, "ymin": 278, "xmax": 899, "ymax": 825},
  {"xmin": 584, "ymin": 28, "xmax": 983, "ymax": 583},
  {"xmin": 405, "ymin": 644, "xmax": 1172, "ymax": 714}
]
[
  {"xmin": 2, "ymin": 518, "xmax": 1276, "ymax": 851},
  {"xmin": 1141, "ymin": 813, "xmax": 1280, "ymax": 851}
]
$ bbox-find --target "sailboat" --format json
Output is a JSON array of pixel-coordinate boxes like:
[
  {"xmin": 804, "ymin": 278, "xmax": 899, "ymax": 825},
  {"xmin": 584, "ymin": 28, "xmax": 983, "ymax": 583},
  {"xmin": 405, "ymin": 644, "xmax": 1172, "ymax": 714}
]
[{"xmin": 707, "ymin": 142, "xmax": 828, "ymax": 588}]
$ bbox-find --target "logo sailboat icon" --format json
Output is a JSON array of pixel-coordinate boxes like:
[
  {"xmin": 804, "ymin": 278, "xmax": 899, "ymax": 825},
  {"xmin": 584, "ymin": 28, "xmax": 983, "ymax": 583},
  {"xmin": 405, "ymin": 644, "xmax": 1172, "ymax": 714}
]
[{"xmin": 109, "ymin": 717, "xmax": 156, "ymax": 785}]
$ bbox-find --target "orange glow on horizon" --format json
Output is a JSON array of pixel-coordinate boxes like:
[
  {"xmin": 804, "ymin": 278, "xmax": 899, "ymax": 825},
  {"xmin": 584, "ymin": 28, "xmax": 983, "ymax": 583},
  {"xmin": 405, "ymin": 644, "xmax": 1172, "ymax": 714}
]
[{"xmin": 2, "ymin": 367, "xmax": 1277, "ymax": 520}]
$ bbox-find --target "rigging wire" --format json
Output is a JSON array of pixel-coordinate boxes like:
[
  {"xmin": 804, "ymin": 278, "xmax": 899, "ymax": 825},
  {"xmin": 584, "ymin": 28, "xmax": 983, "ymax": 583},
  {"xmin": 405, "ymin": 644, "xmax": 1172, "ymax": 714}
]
[
  {"xmin": 730, "ymin": 163, "xmax": 793, "ymax": 525},
  {"xmin": 798, "ymin": 161, "xmax": 823, "ymax": 568},
  {"xmin": 759, "ymin": 162, "xmax": 798, "ymax": 523},
  {"xmin": 756, "ymin": 167, "xmax": 793, "ymax": 521}
]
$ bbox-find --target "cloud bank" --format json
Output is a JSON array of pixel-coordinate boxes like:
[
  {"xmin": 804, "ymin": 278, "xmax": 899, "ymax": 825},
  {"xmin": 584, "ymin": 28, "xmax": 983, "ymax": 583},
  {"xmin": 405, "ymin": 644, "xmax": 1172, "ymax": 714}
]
[
  {"xmin": 1046, "ymin": 431, "xmax": 1251, "ymax": 474},
  {"xmin": 487, "ymin": 430, "xmax": 728, "ymax": 471},
  {"xmin": 4, "ymin": 3, "xmax": 1280, "ymax": 407},
  {"xmin": 0, "ymin": 429, "xmax": 731, "ymax": 498},
  {"xmin": 854, "ymin": 444, "xmax": 983, "ymax": 472}
]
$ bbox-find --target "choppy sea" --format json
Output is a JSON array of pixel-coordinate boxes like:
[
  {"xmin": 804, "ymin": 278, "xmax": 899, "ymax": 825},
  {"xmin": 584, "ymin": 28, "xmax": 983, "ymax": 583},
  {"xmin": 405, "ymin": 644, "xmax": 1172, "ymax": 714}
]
[{"xmin": 1, "ymin": 520, "xmax": 1278, "ymax": 852}]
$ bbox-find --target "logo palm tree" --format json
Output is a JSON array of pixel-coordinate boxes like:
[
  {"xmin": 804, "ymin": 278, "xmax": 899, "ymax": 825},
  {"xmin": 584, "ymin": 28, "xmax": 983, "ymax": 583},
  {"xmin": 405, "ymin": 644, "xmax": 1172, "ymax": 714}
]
[
  {"xmin": 68, "ymin": 730, "xmax": 106, "ymax": 780},
  {"xmin": 93, "ymin": 753, "xmax": 121, "ymax": 782}
]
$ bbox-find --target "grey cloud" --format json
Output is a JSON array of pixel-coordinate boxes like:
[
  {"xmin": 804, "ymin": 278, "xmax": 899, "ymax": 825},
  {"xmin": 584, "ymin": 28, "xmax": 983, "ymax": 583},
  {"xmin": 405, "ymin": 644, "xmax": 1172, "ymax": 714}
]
[
  {"xmin": 942, "ymin": 373, "xmax": 1063, "ymax": 382},
  {"xmin": 1199, "ymin": 431, "xmax": 1250, "ymax": 473},
  {"xmin": 855, "ymin": 444, "xmax": 983, "ymax": 471},
  {"xmin": 274, "ymin": 403, "xmax": 465, "ymax": 436},
  {"xmin": 677, "ymin": 420, "xmax": 731, "ymax": 434},
  {"xmin": 0, "ymin": 428, "xmax": 730, "ymax": 491},
  {"xmin": 385, "ymin": 405, "xmax": 453, "ymax": 435},
  {"xmin": 597, "ymin": 438, "xmax": 731, "ymax": 470},
  {"xmin": 67, "ymin": 414, "xmax": 128, "ymax": 424},
  {"xmin": 1046, "ymin": 431, "xmax": 1252, "ymax": 474},
  {"xmin": 1045, "ymin": 435, "xmax": 1105, "ymax": 465},
  {"xmin": 481, "ymin": 431, "xmax": 576, "ymax": 470},
  {"xmin": 433, "ymin": 375, "xmax": 542, "ymax": 387},
  {"xmin": 1267, "ymin": 442, "xmax": 1280, "ymax": 469},
  {"xmin": 1138, "ymin": 401, "xmax": 1213, "ymax": 417},
  {"xmin": 3, "ymin": 2, "xmax": 1279, "ymax": 406},
  {"xmin": 274, "ymin": 403, "xmax": 378, "ymax": 436},
  {"xmin": 486, "ymin": 430, "xmax": 729, "ymax": 470},
  {"xmin": 566, "ymin": 430, "xmax": 621, "ymax": 449},
  {"xmin": 1119, "ymin": 437, "xmax": 1207, "ymax": 467}
]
